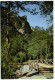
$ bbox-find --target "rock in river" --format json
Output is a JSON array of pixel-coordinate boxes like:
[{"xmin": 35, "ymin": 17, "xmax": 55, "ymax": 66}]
[
  {"xmin": 15, "ymin": 64, "xmax": 38, "ymax": 78},
  {"xmin": 15, "ymin": 70, "xmax": 28, "ymax": 78},
  {"xmin": 20, "ymin": 65, "xmax": 30, "ymax": 72},
  {"xmin": 20, "ymin": 65, "xmax": 38, "ymax": 77}
]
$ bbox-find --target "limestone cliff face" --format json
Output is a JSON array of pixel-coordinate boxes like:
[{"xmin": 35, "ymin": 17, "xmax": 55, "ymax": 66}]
[
  {"xmin": 18, "ymin": 28, "xmax": 24, "ymax": 34},
  {"xmin": 15, "ymin": 15, "xmax": 32, "ymax": 34},
  {"xmin": 31, "ymin": 26, "xmax": 35, "ymax": 31}
]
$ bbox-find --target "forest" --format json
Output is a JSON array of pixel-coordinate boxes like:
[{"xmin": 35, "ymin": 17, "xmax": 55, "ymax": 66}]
[{"xmin": 1, "ymin": 1, "xmax": 53, "ymax": 79}]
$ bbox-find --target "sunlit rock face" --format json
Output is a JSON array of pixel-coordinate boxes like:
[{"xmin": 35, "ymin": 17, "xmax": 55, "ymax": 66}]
[
  {"xmin": 20, "ymin": 65, "xmax": 30, "ymax": 72},
  {"xmin": 17, "ymin": 15, "xmax": 32, "ymax": 34},
  {"xmin": 31, "ymin": 26, "xmax": 34, "ymax": 31},
  {"xmin": 20, "ymin": 65, "xmax": 37, "ymax": 73},
  {"xmin": 18, "ymin": 22, "xmax": 25, "ymax": 34},
  {"xmin": 15, "ymin": 64, "xmax": 38, "ymax": 78},
  {"xmin": 18, "ymin": 28, "xmax": 24, "ymax": 34},
  {"xmin": 20, "ymin": 65, "xmax": 38, "ymax": 77}
]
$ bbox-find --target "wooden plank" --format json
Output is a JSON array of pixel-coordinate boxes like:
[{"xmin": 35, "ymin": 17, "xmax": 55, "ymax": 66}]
[{"xmin": 38, "ymin": 63, "xmax": 53, "ymax": 68}]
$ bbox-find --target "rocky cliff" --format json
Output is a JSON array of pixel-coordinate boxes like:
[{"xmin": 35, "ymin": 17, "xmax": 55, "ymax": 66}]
[{"xmin": 14, "ymin": 15, "xmax": 32, "ymax": 35}]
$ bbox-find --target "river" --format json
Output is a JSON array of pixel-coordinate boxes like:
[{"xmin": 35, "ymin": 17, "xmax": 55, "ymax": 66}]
[{"xmin": 19, "ymin": 73, "xmax": 53, "ymax": 79}]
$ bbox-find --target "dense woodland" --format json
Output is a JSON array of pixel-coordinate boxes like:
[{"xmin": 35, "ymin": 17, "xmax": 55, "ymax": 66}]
[{"xmin": 1, "ymin": 1, "xmax": 53, "ymax": 79}]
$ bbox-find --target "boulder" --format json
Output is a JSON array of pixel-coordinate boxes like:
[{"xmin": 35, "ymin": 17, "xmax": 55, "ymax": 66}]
[
  {"xmin": 15, "ymin": 70, "xmax": 28, "ymax": 78},
  {"xmin": 15, "ymin": 64, "xmax": 39, "ymax": 78},
  {"xmin": 15, "ymin": 70, "xmax": 22, "ymax": 76},
  {"xmin": 20, "ymin": 65, "xmax": 30, "ymax": 72}
]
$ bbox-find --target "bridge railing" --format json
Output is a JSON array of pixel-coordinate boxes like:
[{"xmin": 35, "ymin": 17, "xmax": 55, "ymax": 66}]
[
  {"xmin": 38, "ymin": 59, "xmax": 53, "ymax": 65},
  {"xmin": 28, "ymin": 59, "xmax": 53, "ymax": 65}
]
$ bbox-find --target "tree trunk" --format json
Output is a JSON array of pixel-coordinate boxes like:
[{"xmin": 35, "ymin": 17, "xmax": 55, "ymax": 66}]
[
  {"xmin": 6, "ymin": 2, "xmax": 11, "ymax": 58},
  {"xmin": 40, "ymin": 41, "xmax": 42, "ymax": 59},
  {"xmin": 6, "ymin": 2, "xmax": 10, "ymax": 43},
  {"xmin": 48, "ymin": 45, "xmax": 50, "ymax": 53},
  {"xmin": 46, "ymin": 41, "xmax": 48, "ymax": 59}
]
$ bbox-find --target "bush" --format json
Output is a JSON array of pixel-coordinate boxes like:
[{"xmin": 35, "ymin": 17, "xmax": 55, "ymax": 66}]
[
  {"xmin": 12, "ymin": 56, "xmax": 19, "ymax": 62},
  {"xmin": 47, "ymin": 52, "xmax": 53, "ymax": 59},
  {"xmin": 1, "ymin": 42, "xmax": 10, "ymax": 63},
  {"xmin": 1, "ymin": 42, "xmax": 14, "ymax": 79},
  {"xmin": 19, "ymin": 51, "xmax": 26, "ymax": 62}
]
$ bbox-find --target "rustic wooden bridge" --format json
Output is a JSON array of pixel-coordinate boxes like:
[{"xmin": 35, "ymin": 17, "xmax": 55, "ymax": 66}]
[
  {"xmin": 28, "ymin": 59, "xmax": 53, "ymax": 74},
  {"xmin": 9, "ymin": 59, "xmax": 53, "ymax": 75},
  {"xmin": 8, "ymin": 59, "xmax": 53, "ymax": 78}
]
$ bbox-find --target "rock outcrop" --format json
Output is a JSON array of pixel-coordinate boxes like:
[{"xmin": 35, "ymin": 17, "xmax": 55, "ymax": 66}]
[
  {"xmin": 15, "ymin": 70, "xmax": 28, "ymax": 78},
  {"xmin": 15, "ymin": 64, "xmax": 39, "ymax": 78},
  {"xmin": 15, "ymin": 15, "xmax": 32, "ymax": 35}
]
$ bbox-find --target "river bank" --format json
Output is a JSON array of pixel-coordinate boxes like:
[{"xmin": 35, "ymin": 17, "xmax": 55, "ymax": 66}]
[
  {"xmin": 19, "ymin": 73, "xmax": 53, "ymax": 79},
  {"xmin": 9, "ymin": 61, "xmax": 53, "ymax": 79}
]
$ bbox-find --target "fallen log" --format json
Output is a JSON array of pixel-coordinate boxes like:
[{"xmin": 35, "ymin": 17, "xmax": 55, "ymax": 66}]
[{"xmin": 26, "ymin": 71, "xmax": 39, "ymax": 77}]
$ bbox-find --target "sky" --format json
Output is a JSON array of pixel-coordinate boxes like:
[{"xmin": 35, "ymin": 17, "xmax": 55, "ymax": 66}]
[{"xmin": 18, "ymin": 4, "xmax": 53, "ymax": 29}]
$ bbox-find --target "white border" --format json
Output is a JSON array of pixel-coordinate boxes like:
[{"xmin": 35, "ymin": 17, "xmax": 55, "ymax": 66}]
[
  {"xmin": 0, "ymin": 0, "xmax": 54, "ymax": 80},
  {"xmin": 53, "ymin": 0, "xmax": 55, "ymax": 79},
  {"xmin": 0, "ymin": 0, "xmax": 54, "ymax": 1},
  {"xmin": 0, "ymin": 3, "xmax": 1, "ymax": 78}
]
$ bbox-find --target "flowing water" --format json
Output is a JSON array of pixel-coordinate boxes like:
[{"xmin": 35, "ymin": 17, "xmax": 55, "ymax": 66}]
[{"xmin": 19, "ymin": 73, "xmax": 53, "ymax": 79}]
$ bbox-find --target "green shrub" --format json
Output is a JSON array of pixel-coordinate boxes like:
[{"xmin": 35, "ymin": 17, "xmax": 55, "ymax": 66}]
[
  {"xmin": 1, "ymin": 42, "xmax": 14, "ymax": 79},
  {"xmin": 19, "ymin": 51, "xmax": 26, "ymax": 62},
  {"xmin": 47, "ymin": 52, "xmax": 53, "ymax": 59},
  {"xmin": 12, "ymin": 56, "xmax": 19, "ymax": 62}
]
